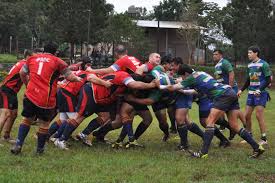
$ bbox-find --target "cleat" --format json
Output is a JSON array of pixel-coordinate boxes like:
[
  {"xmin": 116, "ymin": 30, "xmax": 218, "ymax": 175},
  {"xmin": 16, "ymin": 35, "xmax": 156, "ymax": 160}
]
[
  {"xmin": 249, "ymin": 145, "xmax": 265, "ymax": 158},
  {"xmin": 258, "ymin": 139, "xmax": 268, "ymax": 146},
  {"xmin": 162, "ymin": 134, "xmax": 170, "ymax": 142},
  {"xmin": 191, "ymin": 151, "xmax": 208, "ymax": 159},
  {"xmin": 75, "ymin": 133, "xmax": 92, "ymax": 147},
  {"xmin": 54, "ymin": 140, "xmax": 69, "ymax": 150},
  {"xmin": 36, "ymin": 148, "xmax": 44, "ymax": 155},
  {"xmin": 11, "ymin": 145, "xmax": 22, "ymax": 155},
  {"xmin": 219, "ymin": 140, "xmax": 230, "ymax": 148},
  {"xmin": 111, "ymin": 141, "xmax": 124, "ymax": 149},
  {"xmin": 2, "ymin": 137, "xmax": 16, "ymax": 144},
  {"xmin": 125, "ymin": 140, "xmax": 144, "ymax": 149}
]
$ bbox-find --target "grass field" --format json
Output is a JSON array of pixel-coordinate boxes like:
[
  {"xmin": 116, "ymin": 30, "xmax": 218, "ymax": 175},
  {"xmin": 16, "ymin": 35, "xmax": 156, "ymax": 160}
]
[
  {"xmin": 0, "ymin": 89, "xmax": 275, "ymax": 183},
  {"xmin": 0, "ymin": 54, "xmax": 17, "ymax": 63}
]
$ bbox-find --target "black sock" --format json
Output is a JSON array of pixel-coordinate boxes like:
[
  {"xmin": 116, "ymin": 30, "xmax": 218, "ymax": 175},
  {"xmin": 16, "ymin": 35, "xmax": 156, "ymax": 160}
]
[
  {"xmin": 188, "ymin": 122, "xmax": 204, "ymax": 138},
  {"xmin": 54, "ymin": 121, "xmax": 67, "ymax": 138},
  {"xmin": 134, "ymin": 122, "xmax": 150, "ymax": 140},
  {"xmin": 239, "ymin": 128, "xmax": 259, "ymax": 150},
  {"xmin": 216, "ymin": 118, "xmax": 230, "ymax": 129},
  {"xmin": 201, "ymin": 126, "xmax": 215, "ymax": 154},
  {"xmin": 159, "ymin": 122, "xmax": 169, "ymax": 136},
  {"xmin": 82, "ymin": 119, "xmax": 100, "ymax": 136},
  {"xmin": 92, "ymin": 122, "xmax": 114, "ymax": 137},
  {"xmin": 214, "ymin": 126, "xmax": 228, "ymax": 142},
  {"xmin": 177, "ymin": 124, "xmax": 188, "ymax": 148},
  {"xmin": 48, "ymin": 121, "xmax": 60, "ymax": 137},
  {"xmin": 117, "ymin": 126, "xmax": 127, "ymax": 142},
  {"xmin": 60, "ymin": 122, "xmax": 77, "ymax": 141}
]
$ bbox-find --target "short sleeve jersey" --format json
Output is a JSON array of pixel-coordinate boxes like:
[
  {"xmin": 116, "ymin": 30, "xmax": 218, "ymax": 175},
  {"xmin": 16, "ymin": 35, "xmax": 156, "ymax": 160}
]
[
  {"xmin": 25, "ymin": 53, "xmax": 68, "ymax": 108},
  {"xmin": 151, "ymin": 65, "xmax": 175, "ymax": 85},
  {"xmin": 180, "ymin": 71, "xmax": 230, "ymax": 99},
  {"xmin": 247, "ymin": 59, "xmax": 271, "ymax": 92},
  {"xmin": 214, "ymin": 58, "xmax": 237, "ymax": 88},
  {"xmin": 92, "ymin": 71, "xmax": 134, "ymax": 105},
  {"xmin": 110, "ymin": 56, "xmax": 154, "ymax": 74},
  {"xmin": 2, "ymin": 59, "xmax": 26, "ymax": 93},
  {"xmin": 61, "ymin": 70, "xmax": 89, "ymax": 96}
]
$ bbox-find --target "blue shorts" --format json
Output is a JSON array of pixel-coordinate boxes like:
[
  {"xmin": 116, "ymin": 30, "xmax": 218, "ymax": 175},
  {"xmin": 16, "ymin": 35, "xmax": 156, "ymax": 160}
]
[
  {"xmin": 175, "ymin": 94, "xmax": 193, "ymax": 109},
  {"xmin": 196, "ymin": 97, "xmax": 212, "ymax": 118},
  {"xmin": 246, "ymin": 91, "xmax": 269, "ymax": 107},
  {"xmin": 212, "ymin": 88, "xmax": 240, "ymax": 112}
]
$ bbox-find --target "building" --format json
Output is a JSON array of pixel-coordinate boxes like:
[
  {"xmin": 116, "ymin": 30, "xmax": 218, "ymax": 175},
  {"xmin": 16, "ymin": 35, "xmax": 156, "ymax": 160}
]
[{"xmin": 135, "ymin": 20, "xmax": 206, "ymax": 64}]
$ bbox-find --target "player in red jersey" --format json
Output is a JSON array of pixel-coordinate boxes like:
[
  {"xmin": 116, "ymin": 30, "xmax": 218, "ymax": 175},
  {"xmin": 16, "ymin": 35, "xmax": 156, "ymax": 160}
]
[
  {"xmin": 0, "ymin": 50, "xmax": 32, "ymax": 145},
  {"xmin": 48, "ymin": 68, "xmax": 113, "ymax": 141},
  {"xmin": 54, "ymin": 71, "xmax": 158, "ymax": 150},
  {"xmin": 11, "ymin": 42, "xmax": 82, "ymax": 155},
  {"xmin": 87, "ymin": 45, "xmax": 158, "ymax": 75}
]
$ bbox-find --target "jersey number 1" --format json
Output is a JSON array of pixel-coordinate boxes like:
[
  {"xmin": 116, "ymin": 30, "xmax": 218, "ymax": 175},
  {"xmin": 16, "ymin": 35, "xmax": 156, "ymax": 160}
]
[{"xmin": 37, "ymin": 62, "xmax": 44, "ymax": 75}]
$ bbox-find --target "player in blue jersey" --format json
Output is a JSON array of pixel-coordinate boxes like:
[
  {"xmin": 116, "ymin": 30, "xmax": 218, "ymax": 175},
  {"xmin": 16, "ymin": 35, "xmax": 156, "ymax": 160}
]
[
  {"xmin": 237, "ymin": 46, "xmax": 271, "ymax": 146},
  {"xmin": 161, "ymin": 64, "xmax": 264, "ymax": 158}
]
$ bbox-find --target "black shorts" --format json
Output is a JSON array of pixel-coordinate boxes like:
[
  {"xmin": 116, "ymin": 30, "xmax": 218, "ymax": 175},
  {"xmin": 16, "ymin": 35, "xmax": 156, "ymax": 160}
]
[
  {"xmin": 0, "ymin": 86, "xmax": 18, "ymax": 110},
  {"xmin": 212, "ymin": 88, "xmax": 240, "ymax": 112},
  {"xmin": 125, "ymin": 101, "xmax": 149, "ymax": 111},
  {"xmin": 57, "ymin": 88, "xmax": 77, "ymax": 112},
  {"xmin": 76, "ymin": 84, "xmax": 110, "ymax": 117},
  {"xmin": 21, "ymin": 97, "xmax": 57, "ymax": 122}
]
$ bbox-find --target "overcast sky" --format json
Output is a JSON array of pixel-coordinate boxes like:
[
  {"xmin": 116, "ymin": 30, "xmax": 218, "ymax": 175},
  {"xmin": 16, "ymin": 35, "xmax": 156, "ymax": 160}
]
[{"xmin": 106, "ymin": 0, "xmax": 228, "ymax": 13}]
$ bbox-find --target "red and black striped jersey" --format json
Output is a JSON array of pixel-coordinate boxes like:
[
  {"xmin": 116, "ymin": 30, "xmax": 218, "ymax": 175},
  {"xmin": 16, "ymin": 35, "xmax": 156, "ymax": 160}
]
[
  {"xmin": 24, "ymin": 53, "xmax": 68, "ymax": 109},
  {"xmin": 1, "ymin": 59, "xmax": 26, "ymax": 93}
]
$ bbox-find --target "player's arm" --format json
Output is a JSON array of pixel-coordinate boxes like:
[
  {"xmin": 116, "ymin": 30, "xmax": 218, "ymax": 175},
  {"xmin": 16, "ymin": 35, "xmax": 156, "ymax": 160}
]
[
  {"xmin": 228, "ymin": 71, "xmax": 235, "ymax": 87},
  {"xmin": 62, "ymin": 68, "xmax": 82, "ymax": 82},
  {"xmin": 19, "ymin": 64, "xmax": 29, "ymax": 85},
  {"xmin": 126, "ymin": 79, "xmax": 157, "ymax": 90},
  {"xmin": 178, "ymin": 89, "xmax": 198, "ymax": 95},
  {"xmin": 124, "ymin": 94, "xmax": 155, "ymax": 105},
  {"xmin": 135, "ymin": 64, "xmax": 147, "ymax": 75},
  {"xmin": 238, "ymin": 77, "xmax": 250, "ymax": 97},
  {"xmin": 86, "ymin": 66, "xmax": 115, "ymax": 75},
  {"xmin": 159, "ymin": 83, "xmax": 184, "ymax": 92},
  {"xmin": 87, "ymin": 74, "xmax": 112, "ymax": 88}
]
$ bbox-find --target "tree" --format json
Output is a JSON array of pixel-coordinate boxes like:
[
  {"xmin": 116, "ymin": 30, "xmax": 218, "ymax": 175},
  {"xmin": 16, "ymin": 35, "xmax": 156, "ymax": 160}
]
[{"xmin": 153, "ymin": 0, "xmax": 186, "ymax": 21}]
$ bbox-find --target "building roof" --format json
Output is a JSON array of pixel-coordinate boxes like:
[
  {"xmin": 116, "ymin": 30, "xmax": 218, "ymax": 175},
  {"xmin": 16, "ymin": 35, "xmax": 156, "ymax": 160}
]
[{"xmin": 135, "ymin": 20, "xmax": 205, "ymax": 30}]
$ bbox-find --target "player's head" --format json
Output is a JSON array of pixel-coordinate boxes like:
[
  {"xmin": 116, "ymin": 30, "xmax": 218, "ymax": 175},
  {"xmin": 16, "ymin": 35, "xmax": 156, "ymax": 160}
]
[
  {"xmin": 33, "ymin": 48, "xmax": 43, "ymax": 54},
  {"xmin": 23, "ymin": 49, "xmax": 32, "ymax": 59},
  {"xmin": 213, "ymin": 49, "xmax": 223, "ymax": 63},
  {"xmin": 44, "ymin": 41, "xmax": 58, "ymax": 55},
  {"xmin": 171, "ymin": 57, "xmax": 183, "ymax": 73},
  {"xmin": 114, "ymin": 45, "xmax": 128, "ymax": 59},
  {"xmin": 149, "ymin": 53, "xmax": 161, "ymax": 66},
  {"xmin": 79, "ymin": 56, "xmax": 90, "ymax": 70},
  {"xmin": 161, "ymin": 55, "xmax": 172, "ymax": 71},
  {"xmin": 177, "ymin": 64, "xmax": 194, "ymax": 79},
  {"xmin": 248, "ymin": 45, "xmax": 260, "ymax": 61}
]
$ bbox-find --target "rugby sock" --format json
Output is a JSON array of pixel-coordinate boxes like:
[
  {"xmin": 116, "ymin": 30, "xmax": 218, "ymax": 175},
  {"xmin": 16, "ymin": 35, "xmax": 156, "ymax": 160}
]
[
  {"xmin": 124, "ymin": 122, "xmax": 134, "ymax": 142},
  {"xmin": 214, "ymin": 126, "xmax": 228, "ymax": 142},
  {"xmin": 60, "ymin": 119, "xmax": 78, "ymax": 141},
  {"xmin": 37, "ymin": 128, "xmax": 48, "ymax": 152},
  {"xmin": 82, "ymin": 119, "xmax": 100, "ymax": 136},
  {"xmin": 177, "ymin": 124, "xmax": 188, "ymax": 148},
  {"xmin": 117, "ymin": 126, "xmax": 127, "ymax": 142},
  {"xmin": 216, "ymin": 118, "xmax": 230, "ymax": 129},
  {"xmin": 92, "ymin": 122, "xmax": 114, "ymax": 137},
  {"xmin": 54, "ymin": 120, "xmax": 67, "ymax": 138},
  {"xmin": 201, "ymin": 126, "xmax": 215, "ymax": 154},
  {"xmin": 159, "ymin": 122, "xmax": 169, "ymax": 136},
  {"xmin": 134, "ymin": 121, "xmax": 150, "ymax": 140},
  {"xmin": 48, "ymin": 120, "xmax": 62, "ymax": 137},
  {"xmin": 16, "ymin": 123, "xmax": 30, "ymax": 147},
  {"xmin": 188, "ymin": 122, "xmax": 204, "ymax": 138},
  {"xmin": 239, "ymin": 128, "xmax": 259, "ymax": 150}
]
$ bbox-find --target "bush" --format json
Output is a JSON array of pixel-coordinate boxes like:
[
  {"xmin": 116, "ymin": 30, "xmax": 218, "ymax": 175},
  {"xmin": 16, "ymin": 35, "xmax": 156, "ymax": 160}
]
[
  {"xmin": 0, "ymin": 70, "xmax": 8, "ymax": 82},
  {"xmin": 0, "ymin": 54, "xmax": 17, "ymax": 63}
]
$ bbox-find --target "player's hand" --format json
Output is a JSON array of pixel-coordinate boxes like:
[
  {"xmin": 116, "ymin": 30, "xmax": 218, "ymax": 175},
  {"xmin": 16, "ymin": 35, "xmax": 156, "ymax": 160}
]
[
  {"xmin": 166, "ymin": 85, "xmax": 174, "ymax": 92},
  {"xmin": 76, "ymin": 76, "xmax": 82, "ymax": 82},
  {"xmin": 153, "ymin": 79, "xmax": 160, "ymax": 88},
  {"xmin": 85, "ymin": 66, "xmax": 94, "ymax": 72},
  {"xmin": 104, "ymin": 81, "xmax": 113, "ymax": 88},
  {"xmin": 254, "ymin": 89, "xmax": 261, "ymax": 97},
  {"xmin": 237, "ymin": 90, "xmax": 242, "ymax": 97}
]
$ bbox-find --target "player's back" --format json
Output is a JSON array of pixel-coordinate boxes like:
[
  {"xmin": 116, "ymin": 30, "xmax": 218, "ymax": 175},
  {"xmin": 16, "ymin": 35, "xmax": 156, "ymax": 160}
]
[
  {"xmin": 1, "ymin": 59, "xmax": 26, "ymax": 93},
  {"xmin": 25, "ymin": 53, "xmax": 67, "ymax": 108}
]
